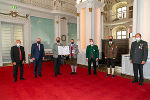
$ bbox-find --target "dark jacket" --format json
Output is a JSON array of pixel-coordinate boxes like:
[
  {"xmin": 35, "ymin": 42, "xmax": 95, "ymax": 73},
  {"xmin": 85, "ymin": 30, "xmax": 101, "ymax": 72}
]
[
  {"xmin": 86, "ymin": 45, "xmax": 99, "ymax": 60},
  {"xmin": 130, "ymin": 40, "xmax": 148, "ymax": 64},
  {"xmin": 105, "ymin": 41, "xmax": 117, "ymax": 59},
  {"xmin": 11, "ymin": 46, "xmax": 25, "ymax": 63},
  {"xmin": 31, "ymin": 43, "xmax": 45, "ymax": 60}
]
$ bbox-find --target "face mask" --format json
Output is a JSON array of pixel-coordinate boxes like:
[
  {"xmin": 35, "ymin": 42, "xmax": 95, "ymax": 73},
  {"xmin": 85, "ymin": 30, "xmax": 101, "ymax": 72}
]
[
  {"xmin": 57, "ymin": 40, "xmax": 60, "ymax": 43},
  {"xmin": 16, "ymin": 43, "xmax": 20, "ymax": 47},
  {"xmin": 71, "ymin": 42, "xmax": 74, "ymax": 44},
  {"xmin": 37, "ymin": 41, "xmax": 41, "ymax": 44},
  {"xmin": 90, "ymin": 42, "xmax": 93, "ymax": 45},
  {"xmin": 136, "ymin": 38, "xmax": 141, "ymax": 42},
  {"xmin": 109, "ymin": 39, "xmax": 112, "ymax": 41}
]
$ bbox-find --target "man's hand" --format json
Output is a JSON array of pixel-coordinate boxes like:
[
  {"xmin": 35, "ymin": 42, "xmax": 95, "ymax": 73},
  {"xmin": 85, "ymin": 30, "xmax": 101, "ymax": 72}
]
[
  {"xmin": 22, "ymin": 60, "xmax": 25, "ymax": 64},
  {"xmin": 113, "ymin": 58, "xmax": 115, "ymax": 59},
  {"xmin": 141, "ymin": 61, "xmax": 146, "ymax": 64},
  {"xmin": 130, "ymin": 60, "xmax": 132, "ymax": 63},
  {"xmin": 96, "ymin": 58, "xmax": 98, "ymax": 62},
  {"xmin": 105, "ymin": 57, "xmax": 107, "ymax": 59},
  {"xmin": 86, "ymin": 58, "xmax": 88, "ymax": 62},
  {"xmin": 32, "ymin": 58, "xmax": 35, "ymax": 61},
  {"xmin": 42, "ymin": 57, "xmax": 45, "ymax": 60},
  {"xmin": 13, "ymin": 62, "xmax": 16, "ymax": 65}
]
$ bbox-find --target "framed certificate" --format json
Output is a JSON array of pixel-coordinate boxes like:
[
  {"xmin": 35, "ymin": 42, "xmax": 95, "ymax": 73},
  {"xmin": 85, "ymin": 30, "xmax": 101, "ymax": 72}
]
[{"xmin": 58, "ymin": 46, "xmax": 70, "ymax": 55}]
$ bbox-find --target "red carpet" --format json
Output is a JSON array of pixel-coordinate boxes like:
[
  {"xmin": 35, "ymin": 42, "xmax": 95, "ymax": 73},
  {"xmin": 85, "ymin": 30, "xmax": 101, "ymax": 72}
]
[{"xmin": 0, "ymin": 61, "xmax": 150, "ymax": 100}]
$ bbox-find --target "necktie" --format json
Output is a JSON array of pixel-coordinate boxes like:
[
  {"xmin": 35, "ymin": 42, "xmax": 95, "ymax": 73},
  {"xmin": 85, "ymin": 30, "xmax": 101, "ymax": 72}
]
[
  {"xmin": 109, "ymin": 42, "xmax": 111, "ymax": 46},
  {"xmin": 38, "ymin": 44, "xmax": 40, "ymax": 51},
  {"xmin": 18, "ymin": 47, "xmax": 22, "ymax": 60},
  {"xmin": 91, "ymin": 46, "xmax": 93, "ymax": 59},
  {"xmin": 71, "ymin": 46, "xmax": 73, "ymax": 57}
]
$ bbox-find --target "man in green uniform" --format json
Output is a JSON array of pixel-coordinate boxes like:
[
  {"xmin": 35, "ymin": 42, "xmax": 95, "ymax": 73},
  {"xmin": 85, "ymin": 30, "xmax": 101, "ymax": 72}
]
[{"xmin": 86, "ymin": 39, "xmax": 99, "ymax": 75}]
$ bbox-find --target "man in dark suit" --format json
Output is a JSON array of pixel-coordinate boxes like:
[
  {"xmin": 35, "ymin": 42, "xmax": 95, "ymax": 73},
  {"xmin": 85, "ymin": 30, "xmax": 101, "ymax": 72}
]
[
  {"xmin": 31, "ymin": 38, "xmax": 45, "ymax": 78},
  {"xmin": 11, "ymin": 40, "xmax": 25, "ymax": 82},
  {"xmin": 130, "ymin": 33, "xmax": 148, "ymax": 86},
  {"xmin": 86, "ymin": 39, "xmax": 99, "ymax": 75}
]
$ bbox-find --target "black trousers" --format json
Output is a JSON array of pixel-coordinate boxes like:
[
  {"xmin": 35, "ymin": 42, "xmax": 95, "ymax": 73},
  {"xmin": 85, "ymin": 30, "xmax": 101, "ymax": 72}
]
[
  {"xmin": 88, "ymin": 59, "xmax": 96, "ymax": 74},
  {"xmin": 107, "ymin": 58, "xmax": 115, "ymax": 68},
  {"xmin": 13, "ymin": 61, "xmax": 23, "ymax": 80},
  {"xmin": 133, "ymin": 63, "xmax": 143, "ymax": 83},
  {"xmin": 54, "ymin": 56, "xmax": 61, "ymax": 75},
  {"xmin": 33, "ymin": 59, "xmax": 42, "ymax": 76}
]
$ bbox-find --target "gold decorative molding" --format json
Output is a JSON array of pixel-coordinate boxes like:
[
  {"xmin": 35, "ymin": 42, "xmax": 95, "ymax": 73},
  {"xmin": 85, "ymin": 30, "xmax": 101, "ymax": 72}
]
[
  {"xmin": 89, "ymin": 8, "xmax": 92, "ymax": 12},
  {"xmin": 0, "ymin": 11, "xmax": 29, "ymax": 18},
  {"xmin": 101, "ymin": 12, "xmax": 104, "ymax": 15},
  {"xmin": 56, "ymin": 21, "xmax": 59, "ymax": 24},
  {"xmin": 61, "ymin": 17, "xmax": 66, "ymax": 20},
  {"xmin": 76, "ymin": 13, "xmax": 80, "ymax": 16}
]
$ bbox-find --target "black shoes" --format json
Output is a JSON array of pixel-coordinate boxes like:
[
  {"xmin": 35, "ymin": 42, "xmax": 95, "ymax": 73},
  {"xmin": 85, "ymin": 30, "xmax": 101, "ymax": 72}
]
[
  {"xmin": 70, "ymin": 72, "xmax": 74, "ymax": 75},
  {"xmin": 131, "ymin": 80, "xmax": 138, "ymax": 83},
  {"xmin": 105, "ymin": 74, "xmax": 111, "ymax": 77},
  {"xmin": 34, "ymin": 74, "xmax": 42, "ymax": 78},
  {"xmin": 131, "ymin": 80, "xmax": 143, "ymax": 86},
  {"xmin": 139, "ymin": 82, "xmax": 143, "ymax": 86},
  {"xmin": 112, "ymin": 75, "xmax": 115, "ymax": 78},
  {"xmin": 55, "ymin": 73, "xmax": 62, "ymax": 77},
  {"xmin": 14, "ymin": 77, "xmax": 25, "ymax": 82},
  {"xmin": 58, "ymin": 73, "xmax": 62, "ymax": 75},
  {"xmin": 20, "ymin": 77, "xmax": 25, "ymax": 80},
  {"xmin": 34, "ymin": 75, "xmax": 37, "ymax": 78},
  {"xmin": 70, "ymin": 72, "xmax": 77, "ymax": 75},
  {"xmin": 14, "ymin": 79, "xmax": 17, "ymax": 82},
  {"xmin": 39, "ymin": 74, "xmax": 42, "ymax": 77},
  {"xmin": 106, "ymin": 74, "xmax": 115, "ymax": 78}
]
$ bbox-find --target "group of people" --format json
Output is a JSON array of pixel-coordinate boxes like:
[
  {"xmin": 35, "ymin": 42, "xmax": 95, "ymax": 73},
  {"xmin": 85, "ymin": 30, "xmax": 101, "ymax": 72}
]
[{"xmin": 10, "ymin": 33, "xmax": 148, "ymax": 86}]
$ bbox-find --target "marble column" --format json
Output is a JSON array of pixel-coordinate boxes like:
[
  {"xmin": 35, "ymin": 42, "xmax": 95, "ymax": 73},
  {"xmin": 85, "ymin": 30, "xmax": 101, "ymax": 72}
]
[{"xmin": 0, "ymin": 22, "xmax": 2, "ymax": 66}]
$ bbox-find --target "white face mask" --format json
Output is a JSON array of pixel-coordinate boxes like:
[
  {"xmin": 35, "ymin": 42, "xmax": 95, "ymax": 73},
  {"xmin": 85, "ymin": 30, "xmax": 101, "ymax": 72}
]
[
  {"xmin": 136, "ymin": 37, "xmax": 141, "ymax": 42},
  {"xmin": 90, "ymin": 42, "xmax": 94, "ymax": 45},
  {"xmin": 16, "ymin": 43, "xmax": 20, "ymax": 47}
]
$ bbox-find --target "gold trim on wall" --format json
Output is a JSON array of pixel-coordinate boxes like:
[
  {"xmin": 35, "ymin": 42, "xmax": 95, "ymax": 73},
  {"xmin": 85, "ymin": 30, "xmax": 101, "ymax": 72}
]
[
  {"xmin": 56, "ymin": 21, "xmax": 59, "ymax": 24},
  {"xmin": 89, "ymin": 8, "xmax": 92, "ymax": 12},
  {"xmin": 101, "ymin": 12, "xmax": 104, "ymax": 15},
  {"xmin": 76, "ymin": 13, "xmax": 80, "ymax": 16}
]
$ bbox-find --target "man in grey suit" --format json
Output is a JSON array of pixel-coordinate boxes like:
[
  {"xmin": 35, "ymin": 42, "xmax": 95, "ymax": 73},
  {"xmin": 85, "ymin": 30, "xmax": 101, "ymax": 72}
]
[
  {"xmin": 130, "ymin": 33, "xmax": 148, "ymax": 86},
  {"xmin": 69, "ymin": 39, "xmax": 79, "ymax": 75},
  {"xmin": 53, "ymin": 37, "xmax": 63, "ymax": 77}
]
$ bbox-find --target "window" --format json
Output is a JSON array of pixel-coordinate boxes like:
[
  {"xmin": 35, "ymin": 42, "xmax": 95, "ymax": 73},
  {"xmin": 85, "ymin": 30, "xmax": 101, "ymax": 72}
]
[
  {"xmin": 129, "ymin": 6, "xmax": 133, "ymax": 18},
  {"xmin": 117, "ymin": 6, "xmax": 127, "ymax": 19},
  {"xmin": 1, "ymin": 22, "xmax": 24, "ymax": 63},
  {"xmin": 117, "ymin": 30, "xmax": 127, "ymax": 39}
]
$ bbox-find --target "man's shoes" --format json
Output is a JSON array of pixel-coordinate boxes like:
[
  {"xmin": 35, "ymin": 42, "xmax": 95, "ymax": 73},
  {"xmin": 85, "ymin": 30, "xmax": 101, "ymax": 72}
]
[
  {"xmin": 70, "ymin": 72, "xmax": 74, "ymax": 75},
  {"xmin": 139, "ymin": 82, "xmax": 143, "ymax": 86},
  {"xmin": 39, "ymin": 74, "xmax": 42, "ymax": 77},
  {"xmin": 55, "ymin": 74, "xmax": 57, "ymax": 77},
  {"xmin": 34, "ymin": 75, "xmax": 37, "ymax": 78},
  {"xmin": 112, "ymin": 75, "xmax": 115, "ymax": 78},
  {"xmin": 58, "ymin": 73, "xmax": 62, "ymax": 75},
  {"xmin": 14, "ymin": 79, "xmax": 17, "ymax": 82},
  {"xmin": 20, "ymin": 77, "xmax": 25, "ymax": 80},
  {"xmin": 131, "ymin": 80, "xmax": 138, "ymax": 83},
  {"xmin": 94, "ymin": 73, "xmax": 97, "ymax": 75},
  {"xmin": 75, "ymin": 72, "xmax": 77, "ymax": 75},
  {"xmin": 105, "ymin": 74, "xmax": 111, "ymax": 77}
]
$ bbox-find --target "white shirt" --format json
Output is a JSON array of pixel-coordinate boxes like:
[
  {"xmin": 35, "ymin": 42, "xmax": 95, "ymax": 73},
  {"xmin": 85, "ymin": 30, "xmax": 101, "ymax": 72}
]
[{"xmin": 37, "ymin": 43, "xmax": 40, "ymax": 51}]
